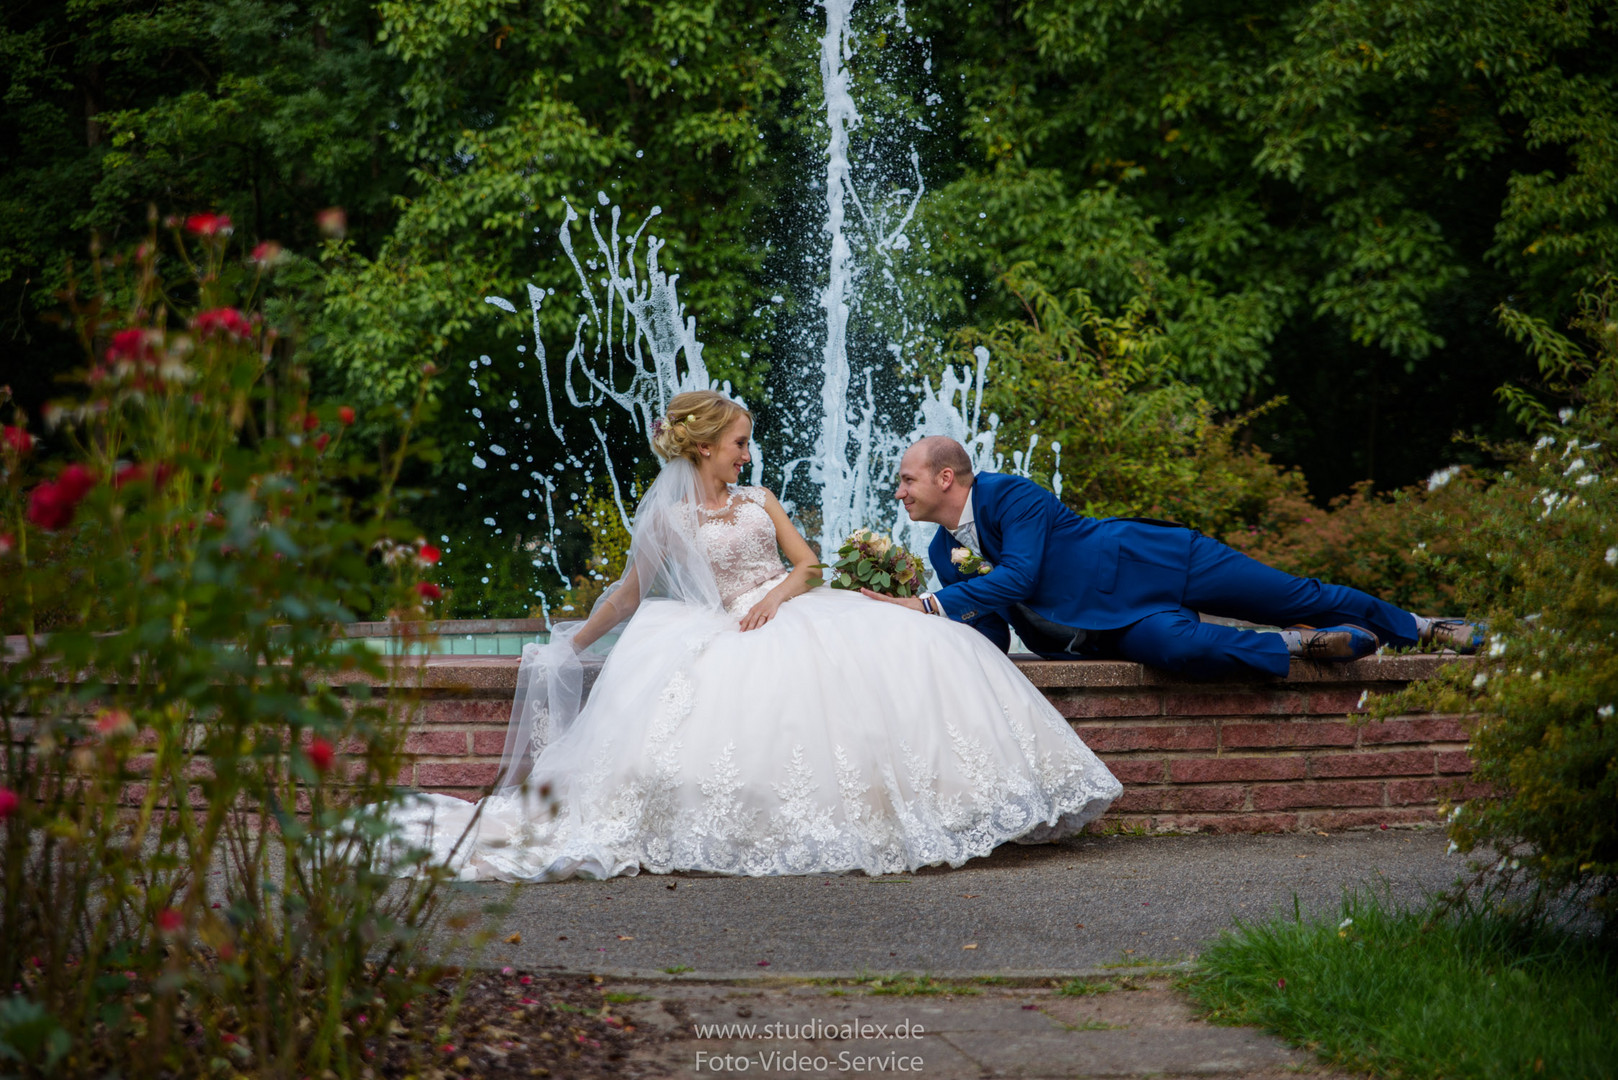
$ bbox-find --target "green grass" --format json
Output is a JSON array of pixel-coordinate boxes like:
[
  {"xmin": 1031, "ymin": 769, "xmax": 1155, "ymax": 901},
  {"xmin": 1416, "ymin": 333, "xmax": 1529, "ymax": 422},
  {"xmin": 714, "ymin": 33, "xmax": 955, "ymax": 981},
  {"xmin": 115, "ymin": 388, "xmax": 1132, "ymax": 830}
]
[
  {"xmin": 807, "ymin": 974, "xmax": 981, "ymax": 996},
  {"xmin": 661, "ymin": 965, "xmax": 693, "ymax": 975},
  {"xmin": 602, "ymin": 991, "xmax": 652, "ymax": 1004},
  {"xmin": 1055, "ymin": 978, "xmax": 1119, "ymax": 996},
  {"xmin": 1185, "ymin": 890, "xmax": 1618, "ymax": 1080}
]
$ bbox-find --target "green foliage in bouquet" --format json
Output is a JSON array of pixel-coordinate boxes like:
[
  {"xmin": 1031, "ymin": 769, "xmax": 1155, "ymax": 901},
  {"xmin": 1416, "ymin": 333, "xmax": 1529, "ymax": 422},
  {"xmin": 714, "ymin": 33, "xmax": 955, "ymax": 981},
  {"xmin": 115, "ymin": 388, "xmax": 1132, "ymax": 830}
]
[
  {"xmin": 1373, "ymin": 278, "xmax": 1618, "ymax": 930},
  {"xmin": 0, "ymin": 219, "xmax": 490, "ymax": 1077},
  {"xmin": 823, "ymin": 528, "xmax": 926, "ymax": 598}
]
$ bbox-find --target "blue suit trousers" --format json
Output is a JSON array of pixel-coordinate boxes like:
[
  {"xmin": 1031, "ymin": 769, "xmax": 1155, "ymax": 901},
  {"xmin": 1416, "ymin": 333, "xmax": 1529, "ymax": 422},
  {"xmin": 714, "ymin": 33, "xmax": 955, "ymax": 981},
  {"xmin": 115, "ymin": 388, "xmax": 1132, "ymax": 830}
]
[{"xmin": 1111, "ymin": 533, "xmax": 1421, "ymax": 679}]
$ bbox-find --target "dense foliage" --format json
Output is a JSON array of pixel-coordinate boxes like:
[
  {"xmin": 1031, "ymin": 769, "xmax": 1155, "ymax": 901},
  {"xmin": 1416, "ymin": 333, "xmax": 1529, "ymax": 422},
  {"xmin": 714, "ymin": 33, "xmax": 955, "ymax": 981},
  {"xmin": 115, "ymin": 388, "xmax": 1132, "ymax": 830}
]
[
  {"xmin": 4, "ymin": 0, "xmax": 1616, "ymax": 610},
  {"xmin": 1376, "ymin": 280, "xmax": 1618, "ymax": 926},
  {"xmin": 0, "ymin": 224, "xmax": 481, "ymax": 1076}
]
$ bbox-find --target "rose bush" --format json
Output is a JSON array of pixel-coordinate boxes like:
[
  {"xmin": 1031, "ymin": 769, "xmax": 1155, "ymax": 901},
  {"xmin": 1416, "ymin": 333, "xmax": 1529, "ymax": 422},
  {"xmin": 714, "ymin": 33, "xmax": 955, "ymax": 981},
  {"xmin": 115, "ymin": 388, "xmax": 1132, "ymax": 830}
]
[{"xmin": 0, "ymin": 218, "xmax": 488, "ymax": 1076}]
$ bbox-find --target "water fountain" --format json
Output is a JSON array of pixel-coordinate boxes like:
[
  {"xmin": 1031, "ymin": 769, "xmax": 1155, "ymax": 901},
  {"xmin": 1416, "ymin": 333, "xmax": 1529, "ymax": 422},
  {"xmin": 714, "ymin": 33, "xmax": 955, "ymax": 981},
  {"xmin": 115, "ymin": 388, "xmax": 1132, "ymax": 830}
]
[{"xmin": 473, "ymin": 0, "xmax": 1057, "ymax": 623}]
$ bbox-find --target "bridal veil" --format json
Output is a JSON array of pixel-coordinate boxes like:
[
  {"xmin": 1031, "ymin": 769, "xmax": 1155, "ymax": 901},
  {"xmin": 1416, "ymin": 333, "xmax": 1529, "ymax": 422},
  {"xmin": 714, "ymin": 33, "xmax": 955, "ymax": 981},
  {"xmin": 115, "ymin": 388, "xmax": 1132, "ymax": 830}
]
[{"xmin": 493, "ymin": 457, "xmax": 721, "ymax": 795}]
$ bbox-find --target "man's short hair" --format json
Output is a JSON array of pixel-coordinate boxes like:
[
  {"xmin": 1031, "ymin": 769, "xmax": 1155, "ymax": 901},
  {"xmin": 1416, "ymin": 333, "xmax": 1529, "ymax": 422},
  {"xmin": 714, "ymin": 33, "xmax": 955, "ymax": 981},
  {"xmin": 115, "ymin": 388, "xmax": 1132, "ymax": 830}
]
[{"xmin": 915, "ymin": 436, "xmax": 974, "ymax": 485}]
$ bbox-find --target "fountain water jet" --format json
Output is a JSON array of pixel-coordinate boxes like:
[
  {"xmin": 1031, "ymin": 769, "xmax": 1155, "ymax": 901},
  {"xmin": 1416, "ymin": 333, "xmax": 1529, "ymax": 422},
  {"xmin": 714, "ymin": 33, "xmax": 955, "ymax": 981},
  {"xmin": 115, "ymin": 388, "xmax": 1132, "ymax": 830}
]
[{"xmin": 479, "ymin": 0, "xmax": 1056, "ymax": 619}]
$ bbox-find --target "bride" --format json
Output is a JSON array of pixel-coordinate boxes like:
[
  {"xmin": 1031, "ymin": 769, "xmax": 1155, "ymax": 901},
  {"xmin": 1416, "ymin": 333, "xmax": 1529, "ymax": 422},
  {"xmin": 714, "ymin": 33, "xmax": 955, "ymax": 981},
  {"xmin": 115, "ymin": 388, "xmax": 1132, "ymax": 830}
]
[{"xmin": 394, "ymin": 390, "xmax": 1121, "ymax": 881}]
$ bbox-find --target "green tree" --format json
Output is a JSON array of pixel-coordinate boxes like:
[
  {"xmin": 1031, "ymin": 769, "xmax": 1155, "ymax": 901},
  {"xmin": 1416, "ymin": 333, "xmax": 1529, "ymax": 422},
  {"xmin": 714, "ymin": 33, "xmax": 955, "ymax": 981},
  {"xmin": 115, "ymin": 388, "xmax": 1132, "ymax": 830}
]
[{"xmin": 912, "ymin": 0, "xmax": 1618, "ymax": 493}]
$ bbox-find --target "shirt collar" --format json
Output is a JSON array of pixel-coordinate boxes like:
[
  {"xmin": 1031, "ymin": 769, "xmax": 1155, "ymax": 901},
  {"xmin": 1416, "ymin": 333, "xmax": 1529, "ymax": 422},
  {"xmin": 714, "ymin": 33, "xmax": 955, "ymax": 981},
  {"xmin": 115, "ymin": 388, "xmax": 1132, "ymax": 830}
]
[{"xmin": 952, "ymin": 486, "xmax": 975, "ymax": 534}]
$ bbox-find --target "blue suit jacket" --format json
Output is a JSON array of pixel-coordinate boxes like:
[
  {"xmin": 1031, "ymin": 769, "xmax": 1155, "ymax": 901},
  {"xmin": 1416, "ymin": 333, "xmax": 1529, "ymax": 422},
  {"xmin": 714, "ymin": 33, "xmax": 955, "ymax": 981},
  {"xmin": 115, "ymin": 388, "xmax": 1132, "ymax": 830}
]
[{"xmin": 929, "ymin": 472, "xmax": 1195, "ymax": 652}]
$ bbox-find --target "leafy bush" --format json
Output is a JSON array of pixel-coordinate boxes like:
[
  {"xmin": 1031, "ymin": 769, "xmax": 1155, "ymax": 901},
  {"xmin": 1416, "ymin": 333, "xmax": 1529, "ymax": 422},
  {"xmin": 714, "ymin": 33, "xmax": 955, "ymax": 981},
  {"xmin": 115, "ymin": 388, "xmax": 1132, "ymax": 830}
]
[
  {"xmin": 1375, "ymin": 279, "xmax": 1618, "ymax": 928},
  {"xmin": 1226, "ymin": 475, "xmax": 1483, "ymax": 617},
  {"xmin": 944, "ymin": 265, "xmax": 1311, "ymax": 537},
  {"xmin": 0, "ymin": 220, "xmax": 486, "ymax": 1076}
]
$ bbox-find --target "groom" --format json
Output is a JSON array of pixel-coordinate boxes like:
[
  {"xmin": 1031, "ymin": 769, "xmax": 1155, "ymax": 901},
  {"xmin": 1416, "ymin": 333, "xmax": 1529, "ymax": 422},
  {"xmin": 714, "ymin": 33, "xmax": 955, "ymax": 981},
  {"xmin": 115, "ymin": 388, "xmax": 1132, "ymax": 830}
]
[{"xmin": 861, "ymin": 436, "xmax": 1479, "ymax": 678}]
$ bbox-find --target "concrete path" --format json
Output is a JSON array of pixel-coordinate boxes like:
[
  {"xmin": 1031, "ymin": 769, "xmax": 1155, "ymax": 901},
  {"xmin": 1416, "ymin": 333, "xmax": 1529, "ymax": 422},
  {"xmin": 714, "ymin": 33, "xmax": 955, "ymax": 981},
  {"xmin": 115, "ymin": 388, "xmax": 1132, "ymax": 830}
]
[
  {"xmin": 474, "ymin": 828, "xmax": 1460, "ymax": 979},
  {"xmin": 452, "ymin": 831, "xmax": 1457, "ymax": 1078},
  {"xmin": 614, "ymin": 976, "xmax": 1353, "ymax": 1078}
]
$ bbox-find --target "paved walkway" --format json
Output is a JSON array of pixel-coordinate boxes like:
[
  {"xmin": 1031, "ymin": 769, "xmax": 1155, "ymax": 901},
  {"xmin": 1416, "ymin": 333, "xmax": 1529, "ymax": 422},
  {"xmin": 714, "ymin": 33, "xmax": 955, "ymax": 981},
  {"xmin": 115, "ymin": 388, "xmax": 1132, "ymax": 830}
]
[
  {"xmin": 455, "ymin": 830, "xmax": 1455, "ymax": 1078},
  {"xmin": 474, "ymin": 828, "xmax": 1459, "ymax": 979}
]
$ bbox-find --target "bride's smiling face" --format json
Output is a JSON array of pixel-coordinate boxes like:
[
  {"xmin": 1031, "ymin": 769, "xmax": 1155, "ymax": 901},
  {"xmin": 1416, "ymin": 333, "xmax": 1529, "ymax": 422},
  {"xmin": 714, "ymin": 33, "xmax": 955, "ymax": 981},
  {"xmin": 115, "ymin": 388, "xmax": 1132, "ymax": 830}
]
[{"xmin": 699, "ymin": 416, "xmax": 752, "ymax": 483}]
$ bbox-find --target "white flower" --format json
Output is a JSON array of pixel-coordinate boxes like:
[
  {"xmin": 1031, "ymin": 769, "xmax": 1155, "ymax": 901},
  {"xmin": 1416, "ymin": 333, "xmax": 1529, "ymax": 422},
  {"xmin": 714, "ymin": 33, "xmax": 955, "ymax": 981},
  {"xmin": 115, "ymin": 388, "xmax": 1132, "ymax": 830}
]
[
  {"xmin": 950, "ymin": 547, "xmax": 970, "ymax": 565},
  {"xmin": 1559, "ymin": 406, "xmax": 1576, "ymax": 423},
  {"xmin": 1473, "ymin": 673, "xmax": 1488, "ymax": 689},
  {"xmin": 1427, "ymin": 465, "xmax": 1461, "ymax": 491},
  {"xmin": 1599, "ymin": 705, "xmax": 1615, "ymax": 719},
  {"xmin": 1534, "ymin": 434, "xmax": 1557, "ymax": 451},
  {"xmin": 1488, "ymin": 638, "xmax": 1507, "ymax": 658},
  {"xmin": 1564, "ymin": 457, "xmax": 1586, "ymax": 475},
  {"xmin": 1338, "ymin": 917, "xmax": 1354, "ymax": 930},
  {"xmin": 1356, "ymin": 690, "xmax": 1370, "ymax": 710},
  {"xmin": 1446, "ymin": 840, "xmax": 1459, "ymax": 855},
  {"xmin": 1531, "ymin": 671, "xmax": 1543, "ymax": 681},
  {"xmin": 1577, "ymin": 473, "xmax": 1597, "ymax": 486},
  {"xmin": 1606, "ymin": 547, "xmax": 1617, "ymax": 566},
  {"xmin": 871, "ymin": 535, "xmax": 892, "ymax": 555}
]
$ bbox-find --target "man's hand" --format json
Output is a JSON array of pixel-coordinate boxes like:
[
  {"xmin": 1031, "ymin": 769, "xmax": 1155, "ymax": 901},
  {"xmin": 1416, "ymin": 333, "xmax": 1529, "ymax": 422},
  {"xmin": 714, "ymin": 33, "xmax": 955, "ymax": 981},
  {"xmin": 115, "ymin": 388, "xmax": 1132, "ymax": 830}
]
[
  {"xmin": 859, "ymin": 587, "xmax": 926, "ymax": 613},
  {"xmin": 740, "ymin": 594, "xmax": 785, "ymax": 631}
]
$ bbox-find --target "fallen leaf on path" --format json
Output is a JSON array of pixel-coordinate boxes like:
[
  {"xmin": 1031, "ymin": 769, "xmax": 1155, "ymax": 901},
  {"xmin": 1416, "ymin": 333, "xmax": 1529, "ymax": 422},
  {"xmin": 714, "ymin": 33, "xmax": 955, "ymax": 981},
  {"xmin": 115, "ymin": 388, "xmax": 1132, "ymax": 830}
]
[
  {"xmin": 504, "ymin": 933, "xmax": 522, "ymax": 945},
  {"xmin": 962, "ymin": 943, "xmax": 978, "ymax": 950},
  {"xmin": 1074, "ymin": 923, "xmax": 1085, "ymax": 929},
  {"xmin": 961, "ymin": 894, "xmax": 979, "ymax": 898},
  {"xmin": 617, "ymin": 935, "xmax": 634, "ymax": 941}
]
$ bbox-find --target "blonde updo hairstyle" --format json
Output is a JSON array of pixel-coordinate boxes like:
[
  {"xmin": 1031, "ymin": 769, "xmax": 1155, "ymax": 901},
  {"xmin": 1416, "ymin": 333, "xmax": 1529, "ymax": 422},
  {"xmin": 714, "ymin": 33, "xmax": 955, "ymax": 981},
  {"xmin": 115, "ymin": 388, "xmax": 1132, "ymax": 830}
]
[{"xmin": 650, "ymin": 390, "xmax": 752, "ymax": 465}]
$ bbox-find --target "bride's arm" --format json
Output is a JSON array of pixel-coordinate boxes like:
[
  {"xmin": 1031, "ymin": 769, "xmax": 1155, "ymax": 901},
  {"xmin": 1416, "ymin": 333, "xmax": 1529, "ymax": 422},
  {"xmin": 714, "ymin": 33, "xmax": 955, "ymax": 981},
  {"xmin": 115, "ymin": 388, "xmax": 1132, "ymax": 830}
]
[
  {"xmin": 739, "ymin": 490, "xmax": 820, "ymax": 632},
  {"xmin": 569, "ymin": 562, "xmax": 642, "ymax": 651}
]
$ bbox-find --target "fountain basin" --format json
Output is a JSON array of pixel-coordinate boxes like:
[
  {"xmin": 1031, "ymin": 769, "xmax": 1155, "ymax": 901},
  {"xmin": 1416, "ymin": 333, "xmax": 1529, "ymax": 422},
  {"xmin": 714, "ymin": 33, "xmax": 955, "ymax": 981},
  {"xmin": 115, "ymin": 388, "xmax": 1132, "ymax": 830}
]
[{"xmin": 344, "ymin": 619, "xmax": 548, "ymax": 657}]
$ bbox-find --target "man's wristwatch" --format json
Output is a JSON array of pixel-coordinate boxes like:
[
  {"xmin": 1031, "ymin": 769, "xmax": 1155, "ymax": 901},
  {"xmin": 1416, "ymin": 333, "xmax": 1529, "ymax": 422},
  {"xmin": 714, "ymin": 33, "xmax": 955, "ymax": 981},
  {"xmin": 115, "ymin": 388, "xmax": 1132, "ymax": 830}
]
[{"xmin": 920, "ymin": 592, "xmax": 939, "ymax": 616}]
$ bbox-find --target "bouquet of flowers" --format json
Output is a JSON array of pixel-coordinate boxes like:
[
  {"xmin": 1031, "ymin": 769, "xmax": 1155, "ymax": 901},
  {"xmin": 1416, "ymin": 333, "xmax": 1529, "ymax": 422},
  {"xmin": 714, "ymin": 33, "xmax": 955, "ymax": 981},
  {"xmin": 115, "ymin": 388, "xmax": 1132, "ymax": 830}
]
[{"xmin": 822, "ymin": 528, "xmax": 927, "ymax": 598}]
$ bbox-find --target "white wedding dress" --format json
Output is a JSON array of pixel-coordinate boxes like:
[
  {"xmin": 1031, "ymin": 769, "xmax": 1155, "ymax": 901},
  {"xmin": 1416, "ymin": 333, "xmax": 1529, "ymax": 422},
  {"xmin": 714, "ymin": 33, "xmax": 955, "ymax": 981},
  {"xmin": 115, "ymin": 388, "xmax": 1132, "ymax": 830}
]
[{"xmin": 393, "ymin": 481, "xmax": 1121, "ymax": 882}]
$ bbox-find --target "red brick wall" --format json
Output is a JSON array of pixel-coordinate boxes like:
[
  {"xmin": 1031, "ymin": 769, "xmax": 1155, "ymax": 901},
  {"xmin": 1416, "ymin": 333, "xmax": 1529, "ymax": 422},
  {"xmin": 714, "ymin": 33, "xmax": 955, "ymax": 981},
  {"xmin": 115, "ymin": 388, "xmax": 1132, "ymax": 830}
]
[{"xmin": 394, "ymin": 653, "xmax": 1477, "ymax": 834}]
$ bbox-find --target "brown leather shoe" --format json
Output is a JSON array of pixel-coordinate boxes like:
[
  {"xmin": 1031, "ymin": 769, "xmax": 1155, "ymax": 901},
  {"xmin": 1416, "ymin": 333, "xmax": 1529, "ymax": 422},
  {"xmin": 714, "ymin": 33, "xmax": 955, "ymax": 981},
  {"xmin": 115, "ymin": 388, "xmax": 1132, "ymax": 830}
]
[
  {"xmin": 1418, "ymin": 618, "xmax": 1483, "ymax": 654},
  {"xmin": 1288, "ymin": 624, "xmax": 1380, "ymax": 661}
]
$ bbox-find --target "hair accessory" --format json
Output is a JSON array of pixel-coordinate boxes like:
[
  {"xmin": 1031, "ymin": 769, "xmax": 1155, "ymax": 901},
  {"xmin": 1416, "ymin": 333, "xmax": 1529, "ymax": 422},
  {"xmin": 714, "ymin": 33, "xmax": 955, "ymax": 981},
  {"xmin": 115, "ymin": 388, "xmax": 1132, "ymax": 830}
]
[
  {"xmin": 685, "ymin": 414, "xmax": 697, "ymax": 423},
  {"xmin": 650, "ymin": 418, "xmax": 666, "ymax": 437}
]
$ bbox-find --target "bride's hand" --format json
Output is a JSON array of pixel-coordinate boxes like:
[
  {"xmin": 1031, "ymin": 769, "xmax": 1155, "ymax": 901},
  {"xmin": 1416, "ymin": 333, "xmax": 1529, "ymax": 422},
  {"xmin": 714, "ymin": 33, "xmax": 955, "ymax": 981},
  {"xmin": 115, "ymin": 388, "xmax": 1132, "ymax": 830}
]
[{"xmin": 739, "ymin": 595, "xmax": 785, "ymax": 632}]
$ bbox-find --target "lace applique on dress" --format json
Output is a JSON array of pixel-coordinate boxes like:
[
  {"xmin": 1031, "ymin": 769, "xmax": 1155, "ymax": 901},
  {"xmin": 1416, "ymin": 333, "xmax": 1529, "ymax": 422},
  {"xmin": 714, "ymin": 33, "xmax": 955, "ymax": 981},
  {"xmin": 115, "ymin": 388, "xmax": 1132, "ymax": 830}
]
[{"xmin": 697, "ymin": 485, "xmax": 790, "ymax": 615}]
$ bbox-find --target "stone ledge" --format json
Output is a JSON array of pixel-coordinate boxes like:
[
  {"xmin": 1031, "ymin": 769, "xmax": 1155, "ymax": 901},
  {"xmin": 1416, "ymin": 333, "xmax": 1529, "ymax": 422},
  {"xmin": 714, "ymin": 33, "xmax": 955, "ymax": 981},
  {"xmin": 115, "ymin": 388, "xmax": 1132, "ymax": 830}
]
[{"xmin": 329, "ymin": 651, "xmax": 1470, "ymax": 694}]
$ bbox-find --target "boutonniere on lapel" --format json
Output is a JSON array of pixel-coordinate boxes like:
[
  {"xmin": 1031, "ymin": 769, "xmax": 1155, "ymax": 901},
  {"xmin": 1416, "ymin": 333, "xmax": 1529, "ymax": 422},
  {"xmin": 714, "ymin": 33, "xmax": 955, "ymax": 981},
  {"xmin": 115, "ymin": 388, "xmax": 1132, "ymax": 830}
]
[{"xmin": 950, "ymin": 547, "xmax": 993, "ymax": 576}]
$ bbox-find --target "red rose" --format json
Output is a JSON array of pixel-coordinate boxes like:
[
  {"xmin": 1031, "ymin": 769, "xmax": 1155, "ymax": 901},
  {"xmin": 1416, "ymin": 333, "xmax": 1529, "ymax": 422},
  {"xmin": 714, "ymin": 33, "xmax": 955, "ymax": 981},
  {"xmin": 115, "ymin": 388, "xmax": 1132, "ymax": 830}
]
[
  {"xmin": 107, "ymin": 328, "xmax": 156, "ymax": 366},
  {"xmin": 307, "ymin": 737, "xmax": 335, "ymax": 774},
  {"xmin": 250, "ymin": 241, "xmax": 282, "ymax": 265},
  {"xmin": 184, "ymin": 213, "xmax": 232, "ymax": 236},
  {"xmin": 193, "ymin": 308, "xmax": 254, "ymax": 341},
  {"xmin": 114, "ymin": 463, "xmax": 148, "ymax": 488},
  {"xmin": 313, "ymin": 433, "xmax": 330, "ymax": 452},
  {"xmin": 3, "ymin": 426, "xmax": 33, "ymax": 454},
  {"xmin": 418, "ymin": 543, "xmax": 441, "ymax": 565},
  {"xmin": 0, "ymin": 534, "xmax": 13, "ymax": 557},
  {"xmin": 95, "ymin": 709, "xmax": 136, "ymax": 738},
  {"xmin": 316, "ymin": 207, "xmax": 347, "ymax": 238},
  {"xmin": 57, "ymin": 464, "xmax": 96, "ymax": 501},
  {"xmin": 415, "ymin": 581, "xmax": 443, "ymax": 601},
  {"xmin": 0, "ymin": 787, "xmax": 19, "ymax": 819},
  {"xmin": 27, "ymin": 465, "xmax": 96, "ymax": 531},
  {"xmin": 303, "ymin": 412, "xmax": 319, "ymax": 432},
  {"xmin": 337, "ymin": 406, "xmax": 356, "ymax": 426}
]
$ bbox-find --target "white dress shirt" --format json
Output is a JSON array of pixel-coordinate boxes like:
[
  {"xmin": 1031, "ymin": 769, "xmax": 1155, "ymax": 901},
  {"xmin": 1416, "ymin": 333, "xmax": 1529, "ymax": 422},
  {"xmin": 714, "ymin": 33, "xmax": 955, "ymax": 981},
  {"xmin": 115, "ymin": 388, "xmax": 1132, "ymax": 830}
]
[
  {"xmin": 949, "ymin": 488, "xmax": 981, "ymax": 556},
  {"xmin": 932, "ymin": 488, "xmax": 979, "ymax": 618}
]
